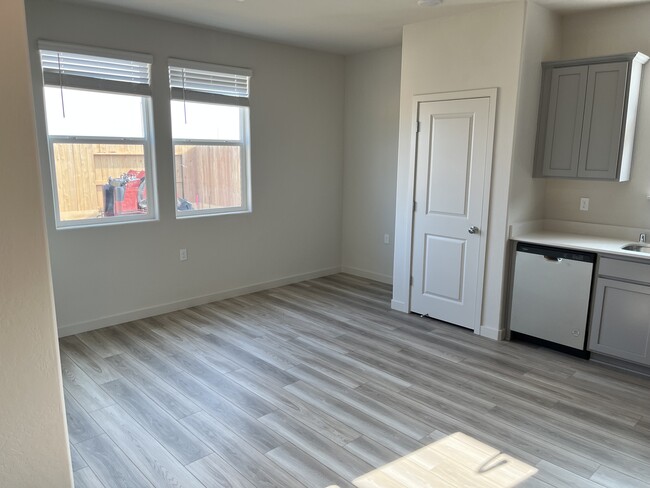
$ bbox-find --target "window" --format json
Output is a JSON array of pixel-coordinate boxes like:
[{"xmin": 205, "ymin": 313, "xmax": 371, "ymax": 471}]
[
  {"xmin": 169, "ymin": 59, "xmax": 252, "ymax": 217},
  {"xmin": 39, "ymin": 44, "xmax": 156, "ymax": 227}
]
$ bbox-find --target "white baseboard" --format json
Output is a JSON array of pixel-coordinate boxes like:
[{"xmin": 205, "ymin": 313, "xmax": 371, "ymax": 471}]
[
  {"xmin": 340, "ymin": 266, "xmax": 393, "ymax": 285},
  {"xmin": 57, "ymin": 266, "xmax": 341, "ymax": 337},
  {"xmin": 391, "ymin": 298, "xmax": 408, "ymax": 313},
  {"xmin": 480, "ymin": 325, "xmax": 506, "ymax": 341}
]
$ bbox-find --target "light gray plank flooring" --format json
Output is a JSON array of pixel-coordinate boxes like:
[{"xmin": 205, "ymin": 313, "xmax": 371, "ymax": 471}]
[
  {"xmin": 60, "ymin": 273, "xmax": 650, "ymax": 487},
  {"xmin": 73, "ymin": 467, "xmax": 105, "ymax": 488}
]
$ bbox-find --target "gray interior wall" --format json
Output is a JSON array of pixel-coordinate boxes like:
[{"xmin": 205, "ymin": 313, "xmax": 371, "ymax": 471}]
[
  {"xmin": 543, "ymin": 3, "xmax": 650, "ymax": 229},
  {"xmin": 25, "ymin": 0, "xmax": 345, "ymax": 334},
  {"xmin": 0, "ymin": 0, "xmax": 72, "ymax": 485},
  {"xmin": 341, "ymin": 45, "xmax": 402, "ymax": 283},
  {"xmin": 508, "ymin": 1, "xmax": 561, "ymax": 226}
]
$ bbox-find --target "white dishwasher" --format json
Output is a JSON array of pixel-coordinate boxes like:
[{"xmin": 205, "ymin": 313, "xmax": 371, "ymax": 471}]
[{"xmin": 509, "ymin": 242, "xmax": 595, "ymax": 356}]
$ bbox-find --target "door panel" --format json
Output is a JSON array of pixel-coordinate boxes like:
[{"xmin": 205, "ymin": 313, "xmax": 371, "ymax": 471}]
[
  {"xmin": 426, "ymin": 115, "xmax": 472, "ymax": 216},
  {"xmin": 411, "ymin": 97, "xmax": 492, "ymax": 329},
  {"xmin": 422, "ymin": 235, "xmax": 465, "ymax": 302},
  {"xmin": 542, "ymin": 65, "xmax": 588, "ymax": 177},
  {"xmin": 578, "ymin": 62, "xmax": 628, "ymax": 179}
]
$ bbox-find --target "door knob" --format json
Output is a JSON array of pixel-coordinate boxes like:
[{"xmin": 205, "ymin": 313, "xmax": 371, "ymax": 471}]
[{"xmin": 468, "ymin": 226, "xmax": 479, "ymax": 234}]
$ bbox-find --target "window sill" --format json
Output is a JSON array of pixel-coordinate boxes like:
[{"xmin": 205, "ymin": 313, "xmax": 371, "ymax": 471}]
[
  {"xmin": 55, "ymin": 215, "xmax": 159, "ymax": 230},
  {"xmin": 175, "ymin": 208, "xmax": 252, "ymax": 220}
]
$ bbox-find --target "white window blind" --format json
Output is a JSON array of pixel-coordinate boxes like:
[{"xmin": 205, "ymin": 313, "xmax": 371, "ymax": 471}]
[
  {"xmin": 169, "ymin": 59, "xmax": 251, "ymax": 107},
  {"xmin": 39, "ymin": 43, "xmax": 152, "ymax": 96}
]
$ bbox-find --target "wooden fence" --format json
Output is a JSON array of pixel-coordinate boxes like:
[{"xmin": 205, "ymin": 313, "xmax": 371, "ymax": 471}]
[
  {"xmin": 52, "ymin": 143, "xmax": 241, "ymax": 221},
  {"xmin": 52, "ymin": 143, "xmax": 144, "ymax": 221},
  {"xmin": 174, "ymin": 145, "xmax": 242, "ymax": 210}
]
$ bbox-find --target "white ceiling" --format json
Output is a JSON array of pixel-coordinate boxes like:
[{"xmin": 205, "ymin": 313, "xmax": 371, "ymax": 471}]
[{"xmin": 52, "ymin": 0, "xmax": 650, "ymax": 54}]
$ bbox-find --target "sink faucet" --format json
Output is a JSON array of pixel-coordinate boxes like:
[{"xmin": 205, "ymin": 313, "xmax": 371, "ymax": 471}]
[{"xmin": 641, "ymin": 233, "xmax": 647, "ymax": 243}]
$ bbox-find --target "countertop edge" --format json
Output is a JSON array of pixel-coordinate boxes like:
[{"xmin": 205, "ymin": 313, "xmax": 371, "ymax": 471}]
[{"xmin": 512, "ymin": 231, "xmax": 650, "ymax": 262}]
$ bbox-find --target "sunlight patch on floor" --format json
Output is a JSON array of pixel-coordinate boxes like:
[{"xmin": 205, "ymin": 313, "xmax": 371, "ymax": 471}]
[{"xmin": 350, "ymin": 432, "xmax": 537, "ymax": 487}]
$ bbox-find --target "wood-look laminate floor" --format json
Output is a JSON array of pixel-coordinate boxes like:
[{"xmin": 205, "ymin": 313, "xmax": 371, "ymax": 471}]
[{"xmin": 59, "ymin": 274, "xmax": 650, "ymax": 488}]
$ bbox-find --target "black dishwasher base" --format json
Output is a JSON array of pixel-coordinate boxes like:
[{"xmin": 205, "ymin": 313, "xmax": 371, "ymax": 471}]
[{"xmin": 510, "ymin": 331, "xmax": 591, "ymax": 359}]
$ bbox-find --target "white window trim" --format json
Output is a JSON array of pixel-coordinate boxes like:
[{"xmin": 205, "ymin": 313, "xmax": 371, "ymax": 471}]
[{"xmin": 47, "ymin": 96, "xmax": 159, "ymax": 229}]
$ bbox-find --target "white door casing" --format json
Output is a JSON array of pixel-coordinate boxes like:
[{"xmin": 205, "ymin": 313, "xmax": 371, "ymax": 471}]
[{"xmin": 410, "ymin": 92, "xmax": 496, "ymax": 331}]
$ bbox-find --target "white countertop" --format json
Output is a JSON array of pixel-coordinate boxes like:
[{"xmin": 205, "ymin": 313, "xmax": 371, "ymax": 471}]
[{"xmin": 513, "ymin": 231, "xmax": 650, "ymax": 261}]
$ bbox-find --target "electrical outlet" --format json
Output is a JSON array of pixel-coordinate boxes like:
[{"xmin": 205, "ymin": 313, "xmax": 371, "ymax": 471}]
[
  {"xmin": 580, "ymin": 198, "xmax": 589, "ymax": 211},
  {"xmin": 384, "ymin": 234, "xmax": 390, "ymax": 245},
  {"xmin": 180, "ymin": 248, "xmax": 188, "ymax": 261}
]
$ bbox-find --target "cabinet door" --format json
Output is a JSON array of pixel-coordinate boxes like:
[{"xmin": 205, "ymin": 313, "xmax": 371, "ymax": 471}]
[
  {"xmin": 589, "ymin": 278, "xmax": 650, "ymax": 364},
  {"xmin": 577, "ymin": 62, "xmax": 628, "ymax": 179},
  {"xmin": 542, "ymin": 65, "xmax": 588, "ymax": 177}
]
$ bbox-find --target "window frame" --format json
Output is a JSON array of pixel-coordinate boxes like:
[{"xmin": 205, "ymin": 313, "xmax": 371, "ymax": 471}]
[
  {"xmin": 171, "ymin": 106, "xmax": 251, "ymax": 219},
  {"xmin": 39, "ymin": 43, "xmax": 158, "ymax": 229},
  {"xmin": 169, "ymin": 60, "xmax": 252, "ymax": 219}
]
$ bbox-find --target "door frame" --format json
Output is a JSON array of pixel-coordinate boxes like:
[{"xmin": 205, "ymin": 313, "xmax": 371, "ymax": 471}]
[{"xmin": 394, "ymin": 88, "xmax": 497, "ymax": 334}]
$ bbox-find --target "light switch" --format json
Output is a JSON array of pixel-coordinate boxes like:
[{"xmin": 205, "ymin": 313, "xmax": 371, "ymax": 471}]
[{"xmin": 580, "ymin": 198, "xmax": 589, "ymax": 211}]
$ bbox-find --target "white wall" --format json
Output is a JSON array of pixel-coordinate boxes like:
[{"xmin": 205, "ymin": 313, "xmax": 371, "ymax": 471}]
[
  {"xmin": 0, "ymin": 0, "xmax": 72, "ymax": 485},
  {"xmin": 25, "ymin": 0, "xmax": 345, "ymax": 334},
  {"xmin": 508, "ymin": 2, "xmax": 561, "ymax": 226},
  {"xmin": 393, "ymin": 2, "xmax": 526, "ymax": 338},
  {"xmin": 341, "ymin": 45, "xmax": 401, "ymax": 284},
  {"xmin": 544, "ymin": 3, "xmax": 650, "ymax": 230}
]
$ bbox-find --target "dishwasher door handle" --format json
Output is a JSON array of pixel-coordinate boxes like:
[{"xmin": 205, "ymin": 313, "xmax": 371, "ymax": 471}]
[{"xmin": 543, "ymin": 255, "xmax": 563, "ymax": 263}]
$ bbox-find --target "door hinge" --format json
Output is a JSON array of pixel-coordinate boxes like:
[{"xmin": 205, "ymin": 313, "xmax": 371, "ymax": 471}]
[
  {"xmin": 416, "ymin": 121, "xmax": 421, "ymax": 133},
  {"xmin": 413, "ymin": 201, "xmax": 417, "ymax": 212},
  {"xmin": 410, "ymin": 276, "xmax": 414, "ymax": 286}
]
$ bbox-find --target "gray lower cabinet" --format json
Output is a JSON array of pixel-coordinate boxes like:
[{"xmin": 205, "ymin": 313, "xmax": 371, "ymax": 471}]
[
  {"xmin": 534, "ymin": 53, "xmax": 648, "ymax": 181},
  {"xmin": 589, "ymin": 261, "xmax": 650, "ymax": 365}
]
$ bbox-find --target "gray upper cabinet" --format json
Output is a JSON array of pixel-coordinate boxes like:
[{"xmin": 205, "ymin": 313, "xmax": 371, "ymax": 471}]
[
  {"xmin": 578, "ymin": 62, "xmax": 628, "ymax": 179},
  {"xmin": 534, "ymin": 53, "xmax": 648, "ymax": 181},
  {"xmin": 542, "ymin": 66, "xmax": 588, "ymax": 177}
]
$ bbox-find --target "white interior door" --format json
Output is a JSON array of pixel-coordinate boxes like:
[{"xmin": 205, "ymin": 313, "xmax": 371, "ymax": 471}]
[{"xmin": 410, "ymin": 96, "xmax": 492, "ymax": 329}]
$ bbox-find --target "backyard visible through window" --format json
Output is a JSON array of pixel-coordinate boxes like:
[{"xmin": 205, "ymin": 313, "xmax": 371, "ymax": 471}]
[
  {"xmin": 40, "ymin": 46, "xmax": 155, "ymax": 227},
  {"xmin": 169, "ymin": 61, "xmax": 251, "ymax": 217},
  {"xmin": 44, "ymin": 88, "xmax": 151, "ymax": 222},
  {"xmin": 51, "ymin": 142, "xmax": 147, "ymax": 221},
  {"xmin": 171, "ymin": 101, "xmax": 246, "ymax": 212},
  {"xmin": 44, "ymin": 86, "xmax": 145, "ymax": 138},
  {"xmin": 174, "ymin": 145, "xmax": 242, "ymax": 210}
]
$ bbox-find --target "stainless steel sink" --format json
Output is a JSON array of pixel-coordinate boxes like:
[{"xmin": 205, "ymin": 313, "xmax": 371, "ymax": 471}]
[{"xmin": 622, "ymin": 244, "xmax": 650, "ymax": 253}]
